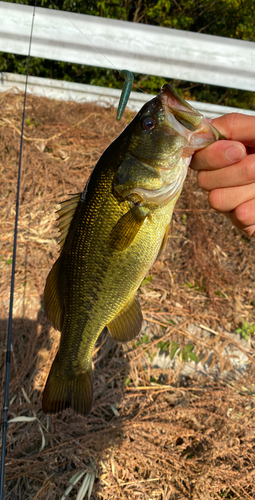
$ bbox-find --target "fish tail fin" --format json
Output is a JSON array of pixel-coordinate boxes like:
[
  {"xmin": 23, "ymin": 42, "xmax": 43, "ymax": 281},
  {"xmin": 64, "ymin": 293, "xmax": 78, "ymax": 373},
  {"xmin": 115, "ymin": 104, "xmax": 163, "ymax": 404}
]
[{"xmin": 42, "ymin": 354, "xmax": 93, "ymax": 417}]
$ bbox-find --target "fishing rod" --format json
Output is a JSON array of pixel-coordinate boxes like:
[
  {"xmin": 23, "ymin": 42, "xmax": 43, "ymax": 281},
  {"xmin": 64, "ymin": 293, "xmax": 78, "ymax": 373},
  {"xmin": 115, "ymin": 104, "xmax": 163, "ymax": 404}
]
[{"xmin": 0, "ymin": 3, "xmax": 36, "ymax": 498}]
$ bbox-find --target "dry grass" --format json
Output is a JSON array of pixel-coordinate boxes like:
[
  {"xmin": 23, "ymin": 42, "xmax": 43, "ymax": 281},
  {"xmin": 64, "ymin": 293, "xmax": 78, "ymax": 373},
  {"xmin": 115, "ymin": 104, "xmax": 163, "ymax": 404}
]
[{"xmin": 0, "ymin": 90, "xmax": 255, "ymax": 500}]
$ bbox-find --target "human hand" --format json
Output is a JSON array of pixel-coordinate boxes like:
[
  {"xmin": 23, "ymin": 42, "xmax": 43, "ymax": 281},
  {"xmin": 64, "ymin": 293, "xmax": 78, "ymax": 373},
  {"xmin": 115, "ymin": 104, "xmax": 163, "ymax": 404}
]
[{"xmin": 190, "ymin": 113, "xmax": 255, "ymax": 237}]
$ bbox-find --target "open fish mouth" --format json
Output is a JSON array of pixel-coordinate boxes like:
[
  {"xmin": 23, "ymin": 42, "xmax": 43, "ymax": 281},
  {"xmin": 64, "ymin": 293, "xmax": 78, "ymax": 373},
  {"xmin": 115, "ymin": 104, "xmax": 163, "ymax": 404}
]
[{"xmin": 159, "ymin": 83, "xmax": 223, "ymax": 149}]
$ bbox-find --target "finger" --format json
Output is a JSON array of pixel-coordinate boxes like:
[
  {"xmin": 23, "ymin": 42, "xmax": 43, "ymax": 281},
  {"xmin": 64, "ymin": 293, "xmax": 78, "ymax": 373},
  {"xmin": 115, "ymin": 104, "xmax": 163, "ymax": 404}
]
[
  {"xmin": 191, "ymin": 140, "xmax": 246, "ymax": 172},
  {"xmin": 211, "ymin": 113, "xmax": 255, "ymax": 147},
  {"xmin": 208, "ymin": 183, "xmax": 255, "ymax": 213},
  {"xmin": 227, "ymin": 199, "xmax": 255, "ymax": 237},
  {"xmin": 197, "ymin": 154, "xmax": 255, "ymax": 190}
]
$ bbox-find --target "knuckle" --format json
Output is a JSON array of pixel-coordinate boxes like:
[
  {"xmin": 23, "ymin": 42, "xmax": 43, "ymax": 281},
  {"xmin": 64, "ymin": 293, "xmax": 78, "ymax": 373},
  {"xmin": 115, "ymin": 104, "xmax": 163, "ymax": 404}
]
[
  {"xmin": 197, "ymin": 171, "xmax": 208, "ymax": 190},
  {"xmin": 235, "ymin": 202, "xmax": 252, "ymax": 225},
  {"xmin": 208, "ymin": 189, "xmax": 224, "ymax": 211},
  {"xmin": 193, "ymin": 143, "xmax": 217, "ymax": 171},
  {"xmin": 244, "ymin": 161, "xmax": 255, "ymax": 183},
  {"xmin": 223, "ymin": 113, "xmax": 240, "ymax": 140},
  {"xmin": 201, "ymin": 151, "xmax": 213, "ymax": 170}
]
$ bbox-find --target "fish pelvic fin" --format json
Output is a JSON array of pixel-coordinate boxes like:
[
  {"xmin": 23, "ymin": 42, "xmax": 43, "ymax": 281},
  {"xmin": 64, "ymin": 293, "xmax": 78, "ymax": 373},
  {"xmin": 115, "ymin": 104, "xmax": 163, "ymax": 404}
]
[
  {"xmin": 107, "ymin": 295, "xmax": 143, "ymax": 342},
  {"xmin": 42, "ymin": 354, "xmax": 93, "ymax": 417},
  {"xmin": 44, "ymin": 257, "xmax": 64, "ymax": 332}
]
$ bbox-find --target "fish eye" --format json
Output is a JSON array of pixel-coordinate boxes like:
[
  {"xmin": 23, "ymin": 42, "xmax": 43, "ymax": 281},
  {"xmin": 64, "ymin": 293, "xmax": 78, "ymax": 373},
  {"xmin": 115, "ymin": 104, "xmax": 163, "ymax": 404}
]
[{"xmin": 141, "ymin": 115, "xmax": 157, "ymax": 131}]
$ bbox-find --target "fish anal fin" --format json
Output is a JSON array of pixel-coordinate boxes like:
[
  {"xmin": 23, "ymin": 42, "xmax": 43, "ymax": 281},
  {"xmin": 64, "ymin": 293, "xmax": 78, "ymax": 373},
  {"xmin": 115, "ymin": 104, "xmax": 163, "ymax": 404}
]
[
  {"xmin": 42, "ymin": 354, "xmax": 93, "ymax": 417},
  {"xmin": 107, "ymin": 295, "xmax": 143, "ymax": 342},
  {"xmin": 156, "ymin": 223, "xmax": 170, "ymax": 261},
  {"xmin": 44, "ymin": 257, "xmax": 64, "ymax": 332},
  {"xmin": 57, "ymin": 193, "xmax": 81, "ymax": 250},
  {"xmin": 109, "ymin": 205, "xmax": 149, "ymax": 251}
]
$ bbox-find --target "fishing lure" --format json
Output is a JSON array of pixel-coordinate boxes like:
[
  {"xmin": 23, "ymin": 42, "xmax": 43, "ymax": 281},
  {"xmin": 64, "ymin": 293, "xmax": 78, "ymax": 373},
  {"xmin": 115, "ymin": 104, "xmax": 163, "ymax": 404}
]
[{"xmin": 116, "ymin": 70, "xmax": 134, "ymax": 120}]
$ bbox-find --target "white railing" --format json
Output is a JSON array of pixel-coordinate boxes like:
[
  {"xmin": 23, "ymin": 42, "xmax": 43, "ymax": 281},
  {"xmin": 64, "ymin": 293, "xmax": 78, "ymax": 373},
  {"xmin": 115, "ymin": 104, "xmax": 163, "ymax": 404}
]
[
  {"xmin": 2, "ymin": 72, "xmax": 255, "ymax": 119},
  {"xmin": 1, "ymin": 1, "xmax": 255, "ymax": 92}
]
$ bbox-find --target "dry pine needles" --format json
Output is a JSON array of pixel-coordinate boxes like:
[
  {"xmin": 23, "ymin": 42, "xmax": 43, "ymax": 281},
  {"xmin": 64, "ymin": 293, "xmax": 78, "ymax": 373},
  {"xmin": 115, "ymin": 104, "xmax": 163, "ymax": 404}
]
[{"xmin": 0, "ymin": 91, "xmax": 255, "ymax": 500}]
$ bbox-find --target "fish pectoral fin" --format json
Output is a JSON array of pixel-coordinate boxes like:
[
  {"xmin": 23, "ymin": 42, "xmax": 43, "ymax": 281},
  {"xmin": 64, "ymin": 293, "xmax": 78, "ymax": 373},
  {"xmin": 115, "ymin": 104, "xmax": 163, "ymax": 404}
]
[
  {"xmin": 42, "ymin": 353, "xmax": 93, "ymax": 417},
  {"xmin": 44, "ymin": 256, "xmax": 64, "ymax": 332},
  {"xmin": 108, "ymin": 205, "xmax": 149, "ymax": 251},
  {"xmin": 107, "ymin": 295, "xmax": 143, "ymax": 342}
]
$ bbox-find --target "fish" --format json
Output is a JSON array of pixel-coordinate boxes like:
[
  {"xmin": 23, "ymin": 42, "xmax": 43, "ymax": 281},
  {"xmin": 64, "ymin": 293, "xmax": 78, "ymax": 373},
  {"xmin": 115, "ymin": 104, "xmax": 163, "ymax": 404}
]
[
  {"xmin": 117, "ymin": 70, "xmax": 134, "ymax": 120},
  {"xmin": 42, "ymin": 83, "xmax": 223, "ymax": 416}
]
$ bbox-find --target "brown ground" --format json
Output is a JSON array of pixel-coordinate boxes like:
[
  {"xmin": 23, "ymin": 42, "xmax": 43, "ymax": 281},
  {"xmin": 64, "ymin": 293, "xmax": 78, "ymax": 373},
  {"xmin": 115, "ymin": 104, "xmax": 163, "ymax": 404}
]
[{"xmin": 0, "ymin": 91, "xmax": 255, "ymax": 500}]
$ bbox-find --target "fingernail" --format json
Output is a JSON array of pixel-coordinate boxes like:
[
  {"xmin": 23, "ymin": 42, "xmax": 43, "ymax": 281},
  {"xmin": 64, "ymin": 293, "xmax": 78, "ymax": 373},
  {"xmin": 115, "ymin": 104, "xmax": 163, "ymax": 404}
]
[{"xmin": 225, "ymin": 145, "xmax": 245, "ymax": 162}]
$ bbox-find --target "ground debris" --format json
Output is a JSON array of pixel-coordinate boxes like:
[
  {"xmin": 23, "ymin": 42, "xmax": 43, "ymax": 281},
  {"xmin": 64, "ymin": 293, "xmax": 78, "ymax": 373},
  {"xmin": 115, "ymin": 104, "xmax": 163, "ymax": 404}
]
[{"xmin": 0, "ymin": 91, "xmax": 255, "ymax": 499}]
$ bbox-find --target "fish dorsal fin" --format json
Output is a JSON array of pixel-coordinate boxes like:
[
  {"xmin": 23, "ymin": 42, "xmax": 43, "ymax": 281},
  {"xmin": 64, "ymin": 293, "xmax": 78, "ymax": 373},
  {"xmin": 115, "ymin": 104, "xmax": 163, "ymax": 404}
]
[
  {"xmin": 44, "ymin": 256, "xmax": 64, "ymax": 332},
  {"xmin": 56, "ymin": 193, "xmax": 81, "ymax": 250},
  {"xmin": 107, "ymin": 295, "xmax": 143, "ymax": 342},
  {"xmin": 44, "ymin": 194, "xmax": 81, "ymax": 330},
  {"xmin": 108, "ymin": 205, "xmax": 150, "ymax": 251}
]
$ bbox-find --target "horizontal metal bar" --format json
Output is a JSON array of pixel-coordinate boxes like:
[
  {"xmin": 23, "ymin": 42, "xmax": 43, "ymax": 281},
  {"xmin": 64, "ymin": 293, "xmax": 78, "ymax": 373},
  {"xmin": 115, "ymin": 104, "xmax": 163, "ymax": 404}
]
[
  {"xmin": 2, "ymin": 72, "xmax": 255, "ymax": 119},
  {"xmin": 1, "ymin": 2, "xmax": 255, "ymax": 92}
]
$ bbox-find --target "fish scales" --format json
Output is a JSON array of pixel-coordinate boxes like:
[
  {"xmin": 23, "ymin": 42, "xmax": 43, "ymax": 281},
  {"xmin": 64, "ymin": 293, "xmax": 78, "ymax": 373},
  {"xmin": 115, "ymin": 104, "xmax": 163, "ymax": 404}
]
[
  {"xmin": 60, "ymin": 159, "xmax": 165, "ymax": 360},
  {"xmin": 43, "ymin": 84, "xmax": 223, "ymax": 416}
]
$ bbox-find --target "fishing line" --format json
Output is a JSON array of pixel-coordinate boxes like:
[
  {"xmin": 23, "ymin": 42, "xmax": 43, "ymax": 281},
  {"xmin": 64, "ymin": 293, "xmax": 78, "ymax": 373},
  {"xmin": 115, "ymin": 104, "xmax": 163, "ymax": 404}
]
[
  {"xmin": 49, "ymin": 0, "xmax": 146, "ymax": 96},
  {"xmin": 50, "ymin": 0, "xmax": 119, "ymax": 72},
  {"xmin": 0, "ymin": 2, "xmax": 36, "ymax": 499}
]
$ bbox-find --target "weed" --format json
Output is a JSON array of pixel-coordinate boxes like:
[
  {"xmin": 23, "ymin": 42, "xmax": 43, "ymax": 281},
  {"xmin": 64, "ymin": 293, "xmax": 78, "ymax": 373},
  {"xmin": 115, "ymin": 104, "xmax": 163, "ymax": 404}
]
[
  {"xmin": 140, "ymin": 275, "xmax": 153, "ymax": 287},
  {"xmin": 157, "ymin": 340, "xmax": 170, "ymax": 351},
  {"xmin": 131, "ymin": 334, "xmax": 150, "ymax": 353},
  {"xmin": 124, "ymin": 377, "xmax": 131, "ymax": 386},
  {"xmin": 170, "ymin": 341, "xmax": 199, "ymax": 363},
  {"xmin": 25, "ymin": 117, "xmax": 40, "ymax": 127},
  {"xmin": 185, "ymin": 280, "xmax": 206, "ymax": 293},
  {"xmin": 182, "ymin": 213, "xmax": 187, "ymax": 225},
  {"xmin": 0, "ymin": 256, "xmax": 12, "ymax": 265},
  {"xmin": 236, "ymin": 320, "xmax": 255, "ymax": 341}
]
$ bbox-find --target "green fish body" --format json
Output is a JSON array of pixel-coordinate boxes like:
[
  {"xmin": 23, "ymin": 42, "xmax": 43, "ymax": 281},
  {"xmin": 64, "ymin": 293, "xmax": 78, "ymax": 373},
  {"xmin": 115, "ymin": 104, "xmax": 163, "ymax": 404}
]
[{"xmin": 43, "ymin": 84, "xmax": 222, "ymax": 416}]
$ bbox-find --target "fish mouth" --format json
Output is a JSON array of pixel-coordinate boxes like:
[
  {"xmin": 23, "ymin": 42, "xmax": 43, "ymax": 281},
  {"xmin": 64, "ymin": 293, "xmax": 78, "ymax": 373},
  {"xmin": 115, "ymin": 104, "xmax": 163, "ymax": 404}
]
[
  {"xmin": 159, "ymin": 83, "xmax": 202, "ymax": 121},
  {"xmin": 159, "ymin": 83, "xmax": 223, "ymax": 148}
]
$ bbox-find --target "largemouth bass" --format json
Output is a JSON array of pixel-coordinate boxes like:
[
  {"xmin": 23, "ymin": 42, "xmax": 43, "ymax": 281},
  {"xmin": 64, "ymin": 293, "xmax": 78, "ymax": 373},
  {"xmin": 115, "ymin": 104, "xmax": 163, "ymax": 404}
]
[{"xmin": 43, "ymin": 84, "xmax": 222, "ymax": 416}]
